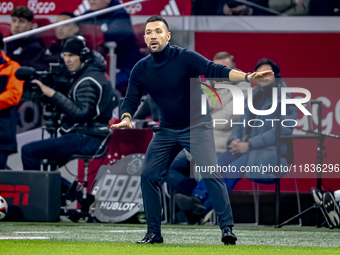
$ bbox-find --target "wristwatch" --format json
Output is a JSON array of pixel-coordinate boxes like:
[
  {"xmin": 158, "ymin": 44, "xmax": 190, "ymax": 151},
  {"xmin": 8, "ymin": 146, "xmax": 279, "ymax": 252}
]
[
  {"xmin": 245, "ymin": 72, "xmax": 252, "ymax": 83},
  {"xmin": 120, "ymin": 114, "xmax": 131, "ymax": 121}
]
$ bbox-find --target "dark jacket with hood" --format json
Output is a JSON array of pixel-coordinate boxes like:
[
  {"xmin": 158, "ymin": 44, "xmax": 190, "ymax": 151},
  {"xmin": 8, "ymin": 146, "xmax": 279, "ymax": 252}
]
[
  {"xmin": 5, "ymin": 35, "xmax": 45, "ymax": 71},
  {"xmin": 82, "ymin": 0, "xmax": 140, "ymax": 72},
  {"xmin": 50, "ymin": 54, "xmax": 114, "ymax": 137}
]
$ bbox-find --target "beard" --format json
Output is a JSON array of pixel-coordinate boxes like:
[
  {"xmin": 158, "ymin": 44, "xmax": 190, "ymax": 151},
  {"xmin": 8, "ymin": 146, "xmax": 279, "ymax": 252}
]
[{"xmin": 148, "ymin": 42, "xmax": 165, "ymax": 53}]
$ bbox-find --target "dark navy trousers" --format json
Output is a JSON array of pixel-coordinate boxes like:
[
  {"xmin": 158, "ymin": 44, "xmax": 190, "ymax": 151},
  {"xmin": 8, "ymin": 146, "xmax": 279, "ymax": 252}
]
[
  {"xmin": 141, "ymin": 121, "xmax": 234, "ymax": 234},
  {"xmin": 22, "ymin": 133, "xmax": 103, "ymax": 170}
]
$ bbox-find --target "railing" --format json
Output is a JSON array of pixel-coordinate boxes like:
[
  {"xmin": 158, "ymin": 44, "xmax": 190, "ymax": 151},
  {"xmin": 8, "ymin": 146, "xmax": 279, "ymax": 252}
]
[
  {"xmin": 3, "ymin": 0, "xmax": 147, "ymax": 43},
  {"xmin": 3, "ymin": 0, "xmax": 147, "ymax": 91}
]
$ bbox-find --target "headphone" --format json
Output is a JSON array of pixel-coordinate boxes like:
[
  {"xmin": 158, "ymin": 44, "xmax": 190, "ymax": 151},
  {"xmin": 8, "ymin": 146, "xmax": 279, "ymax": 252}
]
[{"xmin": 76, "ymin": 35, "xmax": 91, "ymax": 62}]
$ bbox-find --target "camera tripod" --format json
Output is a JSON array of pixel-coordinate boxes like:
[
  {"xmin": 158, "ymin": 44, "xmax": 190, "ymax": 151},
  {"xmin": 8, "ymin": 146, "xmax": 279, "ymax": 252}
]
[
  {"xmin": 278, "ymin": 101, "xmax": 340, "ymax": 228},
  {"xmin": 59, "ymin": 129, "xmax": 112, "ymax": 223}
]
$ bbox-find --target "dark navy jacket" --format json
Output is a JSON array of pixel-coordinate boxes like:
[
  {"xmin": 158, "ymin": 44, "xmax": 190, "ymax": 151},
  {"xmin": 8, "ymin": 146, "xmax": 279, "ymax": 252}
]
[{"xmin": 121, "ymin": 44, "xmax": 232, "ymax": 129}]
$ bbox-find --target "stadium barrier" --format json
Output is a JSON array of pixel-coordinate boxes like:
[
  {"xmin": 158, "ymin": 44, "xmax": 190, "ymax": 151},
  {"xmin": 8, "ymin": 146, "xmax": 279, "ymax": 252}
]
[{"xmin": 0, "ymin": 171, "xmax": 61, "ymax": 221}]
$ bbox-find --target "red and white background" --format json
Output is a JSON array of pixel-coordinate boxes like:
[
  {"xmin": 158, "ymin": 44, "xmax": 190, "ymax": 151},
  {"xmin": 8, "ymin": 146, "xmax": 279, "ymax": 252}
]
[
  {"xmin": 1, "ymin": 0, "xmax": 340, "ymax": 193},
  {"xmin": 0, "ymin": 0, "xmax": 191, "ymax": 16}
]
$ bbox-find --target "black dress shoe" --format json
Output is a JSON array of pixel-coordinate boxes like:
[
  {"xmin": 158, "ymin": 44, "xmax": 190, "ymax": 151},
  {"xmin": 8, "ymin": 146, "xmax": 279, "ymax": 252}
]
[
  {"xmin": 221, "ymin": 227, "xmax": 237, "ymax": 245},
  {"xmin": 136, "ymin": 232, "xmax": 163, "ymax": 244}
]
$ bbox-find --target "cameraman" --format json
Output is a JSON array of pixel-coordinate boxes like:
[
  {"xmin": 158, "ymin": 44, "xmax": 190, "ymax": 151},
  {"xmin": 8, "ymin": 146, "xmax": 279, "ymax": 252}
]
[{"xmin": 21, "ymin": 36, "xmax": 114, "ymax": 170}]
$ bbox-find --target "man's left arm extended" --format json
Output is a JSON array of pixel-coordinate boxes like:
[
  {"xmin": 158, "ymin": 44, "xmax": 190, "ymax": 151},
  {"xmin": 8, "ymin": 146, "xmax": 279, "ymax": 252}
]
[{"xmin": 187, "ymin": 49, "xmax": 274, "ymax": 83}]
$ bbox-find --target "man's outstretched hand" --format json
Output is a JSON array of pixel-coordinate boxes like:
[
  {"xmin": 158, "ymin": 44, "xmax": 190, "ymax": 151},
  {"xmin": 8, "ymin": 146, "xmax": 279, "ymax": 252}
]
[
  {"xmin": 248, "ymin": 70, "xmax": 274, "ymax": 84},
  {"xmin": 110, "ymin": 118, "xmax": 133, "ymax": 129}
]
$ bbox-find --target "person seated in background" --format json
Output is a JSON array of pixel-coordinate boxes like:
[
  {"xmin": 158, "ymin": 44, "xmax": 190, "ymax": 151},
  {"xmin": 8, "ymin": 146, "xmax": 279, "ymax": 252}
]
[
  {"xmin": 216, "ymin": 0, "xmax": 304, "ymax": 15},
  {"xmin": 207, "ymin": 52, "xmax": 250, "ymax": 153},
  {"xmin": 268, "ymin": 0, "xmax": 309, "ymax": 15},
  {"xmin": 191, "ymin": 0, "xmax": 251, "ymax": 15},
  {"xmin": 0, "ymin": 32, "xmax": 24, "ymax": 170},
  {"xmin": 171, "ymin": 51, "xmax": 250, "ymax": 222},
  {"xmin": 134, "ymin": 94, "xmax": 160, "ymax": 122},
  {"xmin": 217, "ymin": 0, "xmax": 251, "ymax": 15},
  {"xmin": 5, "ymin": 6, "xmax": 45, "ymax": 71},
  {"xmin": 133, "ymin": 94, "xmax": 160, "ymax": 129},
  {"xmin": 81, "ymin": 0, "xmax": 141, "ymax": 96},
  {"xmin": 41, "ymin": 12, "xmax": 80, "ymax": 67},
  {"xmin": 176, "ymin": 59, "xmax": 297, "ymax": 220},
  {"xmin": 21, "ymin": 36, "xmax": 114, "ymax": 205}
]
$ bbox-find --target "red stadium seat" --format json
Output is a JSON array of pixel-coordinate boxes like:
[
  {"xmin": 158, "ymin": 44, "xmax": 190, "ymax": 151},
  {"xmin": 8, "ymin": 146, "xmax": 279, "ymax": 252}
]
[
  {"xmin": 0, "ymin": 23, "xmax": 11, "ymax": 37},
  {"xmin": 32, "ymin": 18, "xmax": 56, "ymax": 47},
  {"xmin": 78, "ymin": 23, "xmax": 105, "ymax": 51},
  {"xmin": 32, "ymin": 18, "xmax": 51, "ymax": 29}
]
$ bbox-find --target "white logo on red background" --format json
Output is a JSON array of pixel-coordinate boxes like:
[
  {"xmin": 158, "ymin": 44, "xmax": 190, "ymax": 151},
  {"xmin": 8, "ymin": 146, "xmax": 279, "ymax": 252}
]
[
  {"xmin": 0, "ymin": 2, "xmax": 13, "ymax": 14},
  {"xmin": 73, "ymin": 0, "xmax": 90, "ymax": 16},
  {"xmin": 160, "ymin": 0, "xmax": 180, "ymax": 16},
  {"xmin": 74, "ymin": 0, "xmax": 143, "ymax": 16},
  {"xmin": 295, "ymin": 97, "xmax": 340, "ymax": 135},
  {"xmin": 124, "ymin": 3, "xmax": 142, "ymax": 15},
  {"xmin": 27, "ymin": 0, "xmax": 55, "ymax": 14}
]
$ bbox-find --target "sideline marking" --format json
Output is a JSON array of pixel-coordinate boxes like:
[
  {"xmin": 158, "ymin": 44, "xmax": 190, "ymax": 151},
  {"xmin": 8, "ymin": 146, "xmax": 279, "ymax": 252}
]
[
  {"xmin": 14, "ymin": 231, "xmax": 64, "ymax": 234},
  {"xmin": 0, "ymin": 236, "xmax": 49, "ymax": 240},
  {"xmin": 105, "ymin": 230, "xmax": 146, "ymax": 233}
]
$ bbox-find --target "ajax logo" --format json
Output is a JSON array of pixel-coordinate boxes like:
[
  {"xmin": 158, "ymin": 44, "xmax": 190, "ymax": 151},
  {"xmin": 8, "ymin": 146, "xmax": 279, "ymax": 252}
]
[
  {"xmin": 28, "ymin": 0, "xmax": 56, "ymax": 14},
  {"xmin": 0, "ymin": 2, "xmax": 13, "ymax": 14}
]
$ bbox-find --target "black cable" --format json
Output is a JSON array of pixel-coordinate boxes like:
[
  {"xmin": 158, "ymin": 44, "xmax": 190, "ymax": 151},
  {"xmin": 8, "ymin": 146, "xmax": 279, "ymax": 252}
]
[
  {"xmin": 63, "ymin": 129, "xmax": 113, "ymax": 178},
  {"xmin": 64, "ymin": 153, "xmax": 106, "ymax": 179}
]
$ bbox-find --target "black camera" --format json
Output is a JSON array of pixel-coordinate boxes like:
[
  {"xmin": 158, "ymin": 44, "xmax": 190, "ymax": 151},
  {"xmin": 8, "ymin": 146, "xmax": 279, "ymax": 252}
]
[
  {"xmin": 15, "ymin": 63, "xmax": 70, "ymax": 136},
  {"xmin": 15, "ymin": 63, "xmax": 70, "ymax": 100}
]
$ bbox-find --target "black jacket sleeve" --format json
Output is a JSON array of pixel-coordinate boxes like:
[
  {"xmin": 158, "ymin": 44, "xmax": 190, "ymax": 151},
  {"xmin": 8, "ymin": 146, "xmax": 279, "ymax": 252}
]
[
  {"xmin": 120, "ymin": 64, "xmax": 144, "ymax": 117},
  {"xmin": 51, "ymin": 80, "xmax": 100, "ymax": 122}
]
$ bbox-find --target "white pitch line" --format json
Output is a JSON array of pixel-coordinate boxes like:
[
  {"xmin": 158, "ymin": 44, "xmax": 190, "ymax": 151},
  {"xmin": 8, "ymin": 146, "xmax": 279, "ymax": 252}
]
[
  {"xmin": 0, "ymin": 236, "xmax": 49, "ymax": 240},
  {"xmin": 14, "ymin": 231, "xmax": 64, "ymax": 234},
  {"xmin": 105, "ymin": 230, "xmax": 146, "ymax": 233}
]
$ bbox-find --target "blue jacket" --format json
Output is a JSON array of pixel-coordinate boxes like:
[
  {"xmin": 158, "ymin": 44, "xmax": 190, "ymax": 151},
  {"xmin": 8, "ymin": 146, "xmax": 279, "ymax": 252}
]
[
  {"xmin": 228, "ymin": 81, "xmax": 298, "ymax": 180},
  {"xmin": 82, "ymin": 0, "xmax": 140, "ymax": 71}
]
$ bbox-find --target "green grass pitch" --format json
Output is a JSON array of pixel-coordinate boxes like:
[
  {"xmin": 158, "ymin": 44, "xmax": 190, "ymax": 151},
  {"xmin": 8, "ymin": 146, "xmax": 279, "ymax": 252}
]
[{"xmin": 1, "ymin": 222, "xmax": 340, "ymax": 254}]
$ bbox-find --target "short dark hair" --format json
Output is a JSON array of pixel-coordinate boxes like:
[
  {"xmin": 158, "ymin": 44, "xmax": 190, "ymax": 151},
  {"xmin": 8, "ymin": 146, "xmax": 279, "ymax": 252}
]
[
  {"xmin": 11, "ymin": 6, "xmax": 34, "ymax": 22},
  {"xmin": 58, "ymin": 12, "xmax": 78, "ymax": 26},
  {"xmin": 145, "ymin": 15, "xmax": 169, "ymax": 31},
  {"xmin": 254, "ymin": 58, "xmax": 281, "ymax": 78},
  {"xmin": 58, "ymin": 12, "xmax": 76, "ymax": 19}
]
